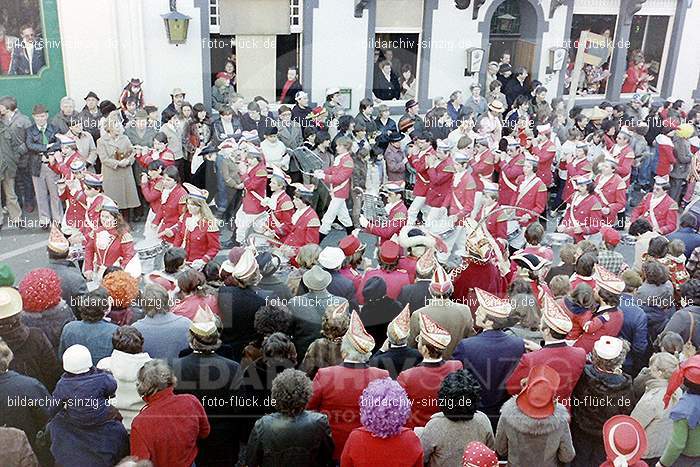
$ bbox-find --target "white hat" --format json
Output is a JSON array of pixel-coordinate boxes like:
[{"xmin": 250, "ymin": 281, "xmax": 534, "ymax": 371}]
[
  {"xmin": 594, "ymin": 336, "xmax": 624, "ymax": 360},
  {"xmin": 536, "ymin": 123, "xmax": 551, "ymax": 133},
  {"xmin": 62, "ymin": 344, "xmax": 93, "ymax": 374},
  {"xmin": 318, "ymin": 247, "xmax": 345, "ymax": 270},
  {"xmin": 0, "ymin": 287, "xmax": 22, "ymax": 319},
  {"xmin": 437, "ymin": 139, "xmax": 455, "ymax": 152},
  {"xmin": 295, "ymin": 91, "xmax": 308, "ymax": 101},
  {"xmin": 326, "ymin": 87, "xmax": 340, "ymax": 97}
]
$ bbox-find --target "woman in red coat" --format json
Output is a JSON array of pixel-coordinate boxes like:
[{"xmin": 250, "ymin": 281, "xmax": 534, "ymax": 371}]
[
  {"xmin": 474, "ymin": 182, "xmax": 508, "ymax": 240},
  {"xmin": 341, "ymin": 377, "xmax": 423, "ymax": 467},
  {"xmin": 155, "ymin": 165, "xmax": 188, "ymax": 245},
  {"xmin": 557, "ymin": 174, "xmax": 602, "ymax": 242},
  {"xmin": 140, "ymin": 160, "xmax": 165, "ymax": 239},
  {"xmin": 83, "ymin": 201, "xmax": 140, "ymax": 281},
  {"xmin": 281, "ymin": 184, "xmax": 320, "ymax": 257},
  {"xmin": 174, "ymin": 183, "xmax": 220, "ymax": 268}
]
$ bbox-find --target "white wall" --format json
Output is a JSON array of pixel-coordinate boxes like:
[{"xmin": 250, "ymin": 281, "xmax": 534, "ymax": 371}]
[
  {"xmin": 57, "ymin": 0, "xmax": 204, "ymax": 111},
  {"xmin": 671, "ymin": 3, "xmax": 700, "ymax": 102},
  {"xmin": 538, "ymin": 0, "xmax": 568, "ymax": 100},
  {"xmin": 311, "ymin": 0, "xmax": 369, "ymax": 112}
]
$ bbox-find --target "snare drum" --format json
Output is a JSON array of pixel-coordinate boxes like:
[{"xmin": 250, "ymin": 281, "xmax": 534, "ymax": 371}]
[
  {"xmin": 544, "ymin": 232, "xmax": 574, "ymax": 247},
  {"xmin": 135, "ymin": 238, "xmax": 165, "ymax": 274}
]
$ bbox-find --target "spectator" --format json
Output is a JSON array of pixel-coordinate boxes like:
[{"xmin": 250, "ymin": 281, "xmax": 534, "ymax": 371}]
[
  {"xmin": 662, "ymin": 279, "xmax": 700, "ymax": 351},
  {"xmin": 618, "ymin": 269, "xmax": 648, "ymax": 377},
  {"xmin": 102, "ymin": 270, "xmax": 142, "ymax": 325},
  {"xmin": 668, "ymin": 213, "xmax": 700, "ymax": 259},
  {"xmin": 369, "ymin": 306, "xmax": 422, "ymax": 379}
]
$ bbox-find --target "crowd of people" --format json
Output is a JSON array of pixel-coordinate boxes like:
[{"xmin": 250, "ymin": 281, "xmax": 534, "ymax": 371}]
[{"xmin": 2, "ymin": 48, "xmax": 700, "ymax": 467}]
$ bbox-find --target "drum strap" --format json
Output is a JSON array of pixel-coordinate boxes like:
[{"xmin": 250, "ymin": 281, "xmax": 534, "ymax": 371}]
[
  {"xmin": 594, "ymin": 175, "xmax": 613, "ymax": 206},
  {"xmin": 501, "ymin": 169, "xmax": 518, "ymax": 192},
  {"xmin": 648, "ymin": 195, "xmax": 663, "ymax": 232},
  {"xmin": 515, "ymin": 176, "xmax": 539, "ymax": 205}
]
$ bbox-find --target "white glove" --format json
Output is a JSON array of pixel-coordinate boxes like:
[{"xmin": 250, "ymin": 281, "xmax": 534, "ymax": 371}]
[
  {"xmin": 313, "ymin": 170, "xmax": 325, "ymax": 180},
  {"xmin": 359, "ymin": 215, "xmax": 369, "ymax": 228},
  {"xmin": 191, "ymin": 259, "xmax": 205, "ymax": 271}
]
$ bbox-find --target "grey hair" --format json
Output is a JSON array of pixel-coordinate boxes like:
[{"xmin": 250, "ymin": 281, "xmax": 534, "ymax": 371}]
[
  {"xmin": 137, "ymin": 360, "xmax": 176, "ymax": 398},
  {"xmin": 60, "ymin": 96, "xmax": 75, "ymax": 106},
  {"xmin": 0, "ymin": 338, "xmax": 13, "ymax": 372},
  {"xmin": 0, "ymin": 95, "xmax": 17, "ymax": 111},
  {"xmin": 340, "ymin": 335, "xmax": 371, "ymax": 363},
  {"xmin": 141, "ymin": 283, "xmax": 171, "ymax": 317},
  {"xmin": 271, "ymin": 369, "xmax": 313, "ymax": 416}
]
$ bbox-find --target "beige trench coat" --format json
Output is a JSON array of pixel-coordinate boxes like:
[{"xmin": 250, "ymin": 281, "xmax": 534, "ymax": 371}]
[{"xmin": 97, "ymin": 133, "xmax": 140, "ymax": 208}]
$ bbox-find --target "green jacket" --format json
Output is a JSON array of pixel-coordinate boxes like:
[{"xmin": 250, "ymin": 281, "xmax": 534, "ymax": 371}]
[
  {"xmin": 660, "ymin": 418, "xmax": 700, "ymax": 466},
  {"xmin": 0, "ymin": 121, "xmax": 22, "ymax": 178}
]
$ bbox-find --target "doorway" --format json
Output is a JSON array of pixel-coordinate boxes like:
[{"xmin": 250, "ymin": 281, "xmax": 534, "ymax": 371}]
[
  {"xmin": 488, "ymin": 0, "xmax": 539, "ymax": 76},
  {"xmin": 276, "ymin": 34, "xmax": 301, "ymax": 101}
]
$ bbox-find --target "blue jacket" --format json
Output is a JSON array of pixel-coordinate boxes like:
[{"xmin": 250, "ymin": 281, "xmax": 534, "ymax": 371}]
[
  {"xmin": 618, "ymin": 293, "xmax": 649, "ymax": 375},
  {"xmin": 328, "ymin": 270, "xmax": 359, "ymax": 311},
  {"xmin": 667, "ymin": 227, "xmax": 700, "ymax": 258},
  {"xmin": 25, "ymin": 123, "xmax": 59, "ymax": 176},
  {"xmin": 452, "ymin": 330, "xmax": 525, "ymax": 418},
  {"xmin": 9, "ymin": 42, "xmax": 46, "ymax": 76}
]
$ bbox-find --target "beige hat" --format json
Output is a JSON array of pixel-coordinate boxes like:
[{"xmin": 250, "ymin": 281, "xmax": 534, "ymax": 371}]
[
  {"xmin": 418, "ymin": 313, "xmax": 451, "ymax": 350},
  {"xmin": 303, "ymin": 265, "xmax": 332, "ymax": 291},
  {"xmin": 541, "ymin": 293, "xmax": 573, "ymax": 334},
  {"xmin": 593, "ymin": 264, "xmax": 625, "ymax": 294},
  {"xmin": 0, "ymin": 287, "xmax": 22, "ymax": 319},
  {"xmin": 48, "ymin": 224, "xmax": 70, "ymax": 254},
  {"xmin": 232, "ymin": 248, "xmax": 259, "ymax": 282},
  {"xmin": 345, "ymin": 311, "xmax": 375, "ymax": 354},
  {"xmin": 387, "ymin": 304, "xmax": 411, "ymax": 342},
  {"xmin": 475, "ymin": 287, "xmax": 512, "ymax": 318}
]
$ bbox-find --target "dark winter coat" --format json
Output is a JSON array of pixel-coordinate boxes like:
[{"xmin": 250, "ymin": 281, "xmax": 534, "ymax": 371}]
[
  {"xmin": 47, "ymin": 369, "xmax": 129, "ymax": 467},
  {"xmin": 255, "ymin": 274, "xmax": 293, "ymax": 304},
  {"xmin": 218, "ymin": 285, "xmax": 266, "ymax": 361},
  {"xmin": 25, "ymin": 123, "xmax": 59, "ymax": 177},
  {"xmin": 47, "ymin": 258, "xmax": 88, "ymax": 312},
  {"xmin": 369, "ymin": 345, "xmax": 423, "ymax": 379},
  {"xmin": 360, "ymin": 296, "xmax": 403, "ymax": 347},
  {"xmin": 397, "ymin": 280, "xmax": 431, "ymax": 314},
  {"xmin": 618, "ymin": 294, "xmax": 648, "ymax": 375},
  {"xmin": 20, "ymin": 300, "xmax": 75, "ymax": 354},
  {"xmin": 246, "ymin": 411, "xmax": 335, "ymax": 467},
  {"xmin": 0, "ymin": 316, "xmax": 61, "ymax": 391},
  {"xmin": 663, "ymin": 306, "xmax": 700, "ymax": 349},
  {"xmin": 327, "ymin": 270, "xmax": 359, "ymax": 311},
  {"xmin": 668, "ymin": 227, "xmax": 700, "ymax": 258},
  {"xmin": 495, "ymin": 398, "xmax": 575, "ymax": 467}
]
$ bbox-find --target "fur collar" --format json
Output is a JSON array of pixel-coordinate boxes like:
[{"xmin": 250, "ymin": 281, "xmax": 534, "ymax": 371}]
[{"xmin": 499, "ymin": 397, "xmax": 570, "ymax": 435}]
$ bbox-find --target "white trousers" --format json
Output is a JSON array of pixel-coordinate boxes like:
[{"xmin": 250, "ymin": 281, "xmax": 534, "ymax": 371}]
[
  {"xmin": 235, "ymin": 208, "xmax": 268, "ymax": 243},
  {"xmin": 407, "ymin": 196, "xmax": 430, "ymax": 225},
  {"xmin": 320, "ymin": 197, "xmax": 352, "ymax": 234}
]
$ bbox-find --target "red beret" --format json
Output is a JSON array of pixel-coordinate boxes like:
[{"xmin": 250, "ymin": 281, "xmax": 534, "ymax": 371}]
[
  {"xmin": 601, "ymin": 227, "xmax": 621, "ymax": 246},
  {"xmin": 18, "ymin": 268, "xmax": 62, "ymax": 312}
]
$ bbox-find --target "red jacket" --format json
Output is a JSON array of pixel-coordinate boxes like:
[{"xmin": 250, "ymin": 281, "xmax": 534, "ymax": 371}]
[
  {"xmin": 155, "ymin": 184, "xmax": 187, "ymax": 242},
  {"xmin": 471, "ymin": 148, "xmax": 496, "ymax": 191},
  {"xmin": 84, "ymin": 227, "xmax": 136, "ymax": 273},
  {"xmin": 573, "ymin": 307, "xmax": 625, "ymax": 354},
  {"xmin": 563, "ymin": 156, "xmax": 592, "ymax": 200},
  {"xmin": 612, "ymin": 143, "xmax": 635, "ymax": 185},
  {"xmin": 594, "ymin": 173, "xmax": 627, "ymax": 226},
  {"xmin": 82, "ymin": 194, "xmax": 112, "ymax": 239},
  {"xmin": 130, "ymin": 387, "xmax": 210, "ymax": 467},
  {"xmin": 474, "ymin": 203, "xmax": 508, "ymax": 240},
  {"xmin": 341, "ymin": 427, "xmax": 423, "ymax": 467},
  {"xmin": 365, "ymin": 200, "xmax": 407, "ymax": 244},
  {"xmin": 505, "ymin": 342, "xmax": 587, "ymax": 408},
  {"xmin": 323, "ymin": 152, "xmax": 354, "ymax": 199},
  {"xmin": 408, "ymin": 148, "xmax": 432, "ymax": 197},
  {"xmin": 426, "ymin": 157, "xmax": 455, "ymax": 208},
  {"xmin": 174, "ymin": 215, "xmax": 221, "ymax": 263},
  {"xmin": 514, "ymin": 175, "xmax": 548, "ymax": 227},
  {"xmin": 268, "ymin": 191, "xmax": 295, "ymax": 240},
  {"xmin": 283, "ymin": 206, "xmax": 320, "ymax": 253},
  {"xmin": 48, "ymin": 151, "xmax": 83, "ymax": 180},
  {"xmin": 137, "ymin": 148, "xmax": 176, "ymax": 169},
  {"xmin": 498, "ymin": 153, "xmax": 524, "ymax": 206},
  {"xmin": 655, "ymin": 134, "xmax": 676, "ymax": 177},
  {"xmin": 141, "ymin": 176, "xmax": 163, "ymax": 214},
  {"xmin": 242, "ymin": 161, "xmax": 268, "ymax": 214},
  {"xmin": 58, "ymin": 181, "xmax": 87, "ymax": 233},
  {"xmin": 171, "ymin": 294, "xmax": 221, "ymax": 321},
  {"xmin": 533, "ymin": 140, "xmax": 556, "ymax": 186},
  {"xmin": 450, "ymin": 171, "xmax": 477, "ymax": 219},
  {"xmin": 631, "ymin": 192, "xmax": 678, "ymax": 234},
  {"xmin": 307, "ymin": 363, "xmax": 389, "ymax": 460},
  {"xmin": 559, "ymin": 192, "xmax": 603, "ymax": 241},
  {"xmin": 397, "ymin": 360, "xmax": 463, "ymax": 428},
  {"xmin": 397, "ymin": 256, "xmax": 417, "ymax": 283}
]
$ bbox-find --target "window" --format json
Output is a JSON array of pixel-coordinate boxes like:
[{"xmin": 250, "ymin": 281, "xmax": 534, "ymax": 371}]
[
  {"xmin": 623, "ymin": 15, "xmax": 670, "ymax": 93},
  {"xmin": 372, "ymin": 33, "xmax": 420, "ymax": 102},
  {"xmin": 565, "ymin": 15, "xmax": 618, "ymax": 96},
  {"xmin": 209, "ymin": 0, "xmax": 220, "ymax": 34},
  {"xmin": 290, "ymin": 0, "xmax": 303, "ymax": 33}
]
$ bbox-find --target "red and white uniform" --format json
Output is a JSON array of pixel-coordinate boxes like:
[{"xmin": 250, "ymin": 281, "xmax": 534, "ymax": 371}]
[
  {"xmin": 137, "ymin": 148, "xmax": 176, "ymax": 169},
  {"xmin": 365, "ymin": 199, "xmax": 407, "ymax": 245},
  {"xmin": 631, "ymin": 192, "xmax": 679, "ymax": 234},
  {"xmin": 320, "ymin": 153, "xmax": 354, "ymax": 234},
  {"xmin": 498, "ymin": 153, "xmax": 524, "ymax": 206},
  {"xmin": 408, "ymin": 148, "xmax": 432, "ymax": 198},
  {"xmin": 48, "ymin": 151, "xmax": 83, "ymax": 180},
  {"xmin": 514, "ymin": 174, "xmax": 547, "ymax": 227},
  {"xmin": 82, "ymin": 193, "xmax": 112, "ymax": 240},
  {"xmin": 533, "ymin": 140, "xmax": 556, "ymax": 186},
  {"xmin": 283, "ymin": 206, "xmax": 321, "ymax": 253},
  {"xmin": 474, "ymin": 202, "xmax": 508, "ymax": 240},
  {"xmin": 450, "ymin": 170, "xmax": 477, "ymax": 220},
  {"xmin": 594, "ymin": 173, "xmax": 627, "ymax": 227},
  {"xmin": 155, "ymin": 184, "xmax": 187, "ymax": 244},
  {"xmin": 58, "ymin": 180, "xmax": 87, "ymax": 235},
  {"xmin": 611, "ymin": 143, "xmax": 636, "ymax": 185},
  {"xmin": 267, "ymin": 191, "xmax": 295, "ymax": 241},
  {"xmin": 235, "ymin": 160, "xmax": 269, "ymax": 243},
  {"xmin": 174, "ymin": 215, "xmax": 221, "ymax": 263},
  {"xmin": 559, "ymin": 192, "xmax": 603, "ymax": 242},
  {"xmin": 471, "ymin": 147, "xmax": 496, "ymax": 191},
  {"xmin": 655, "ymin": 134, "xmax": 676, "ymax": 178},
  {"xmin": 563, "ymin": 156, "xmax": 592, "ymax": 201},
  {"xmin": 84, "ymin": 227, "xmax": 137, "ymax": 275},
  {"xmin": 426, "ymin": 157, "xmax": 455, "ymax": 209},
  {"xmin": 141, "ymin": 177, "xmax": 163, "ymax": 216}
]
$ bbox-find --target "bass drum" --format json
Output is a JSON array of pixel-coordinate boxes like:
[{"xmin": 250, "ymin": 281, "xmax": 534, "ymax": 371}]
[
  {"xmin": 544, "ymin": 232, "xmax": 574, "ymax": 247},
  {"xmin": 507, "ymin": 220, "xmax": 525, "ymax": 250}
]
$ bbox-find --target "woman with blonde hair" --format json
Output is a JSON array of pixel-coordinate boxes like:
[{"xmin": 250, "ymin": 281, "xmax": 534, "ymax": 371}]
[
  {"xmin": 173, "ymin": 183, "xmax": 220, "ymax": 270},
  {"xmin": 97, "ymin": 117, "xmax": 140, "ymax": 220},
  {"xmin": 287, "ymin": 243, "xmax": 322, "ymax": 296}
]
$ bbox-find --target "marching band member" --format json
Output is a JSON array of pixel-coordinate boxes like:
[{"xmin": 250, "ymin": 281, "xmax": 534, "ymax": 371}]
[
  {"xmin": 425, "ymin": 139, "xmax": 456, "ymax": 235},
  {"xmin": 594, "ymin": 154, "xmax": 627, "ymax": 228},
  {"xmin": 83, "ymin": 200, "xmax": 140, "ymax": 281},
  {"xmin": 361, "ymin": 182, "xmax": 407, "ymax": 245},
  {"xmin": 532, "ymin": 123, "xmax": 556, "ymax": 187},
  {"xmin": 81, "ymin": 173, "xmax": 113, "ymax": 241},
  {"xmin": 139, "ymin": 160, "xmax": 165, "ymax": 240},
  {"xmin": 610, "ymin": 127, "xmax": 635, "ymax": 186},
  {"xmin": 263, "ymin": 170, "xmax": 295, "ymax": 243},
  {"xmin": 48, "ymin": 134, "xmax": 84, "ymax": 179},
  {"xmin": 474, "ymin": 181, "xmax": 508, "ymax": 241},
  {"xmin": 471, "ymin": 136, "xmax": 496, "ymax": 191},
  {"xmin": 314, "ymin": 136, "xmax": 355, "ymax": 240},
  {"xmin": 563, "ymin": 142, "xmax": 593, "ymax": 201},
  {"xmin": 56, "ymin": 159, "xmax": 88, "ymax": 237},
  {"xmin": 136, "ymin": 132, "xmax": 176, "ymax": 169},
  {"xmin": 449, "ymin": 150, "xmax": 478, "ymax": 222},
  {"xmin": 281, "ymin": 183, "xmax": 321, "ymax": 255},
  {"xmin": 235, "ymin": 144, "xmax": 268, "ymax": 245},
  {"xmin": 557, "ymin": 174, "xmax": 602, "ymax": 242},
  {"xmin": 174, "ymin": 184, "xmax": 221, "ymax": 269},
  {"xmin": 631, "ymin": 175, "xmax": 679, "ymax": 234},
  {"xmin": 513, "ymin": 153, "xmax": 547, "ymax": 227},
  {"xmin": 339, "ymin": 233, "xmax": 365, "ymax": 291},
  {"xmin": 155, "ymin": 165, "xmax": 188, "ymax": 245},
  {"xmin": 497, "ymin": 138, "xmax": 524, "ymax": 206},
  {"xmin": 406, "ymin": 131, "xmax": 434, "ymax": 225},
  {"xmin": 358, "ymin": 240, "xmax": 410, "ymax": 304}
]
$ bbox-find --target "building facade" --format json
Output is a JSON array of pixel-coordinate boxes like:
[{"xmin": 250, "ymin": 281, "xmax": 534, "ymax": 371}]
[{"xmin": 1, "ymin": 0, "xmax": 699, "ymax": 115}]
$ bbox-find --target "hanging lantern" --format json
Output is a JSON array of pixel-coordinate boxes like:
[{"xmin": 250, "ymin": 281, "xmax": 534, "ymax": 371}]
[{"xmin": 162, "ymin": 0, "xmax": 190, "ymax": 45}]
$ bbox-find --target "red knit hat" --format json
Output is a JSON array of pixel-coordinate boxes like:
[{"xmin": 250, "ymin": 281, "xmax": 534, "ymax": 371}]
[{"xmin": 18, "ymin": 268, "xmax": 62, "ymax": 312}]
